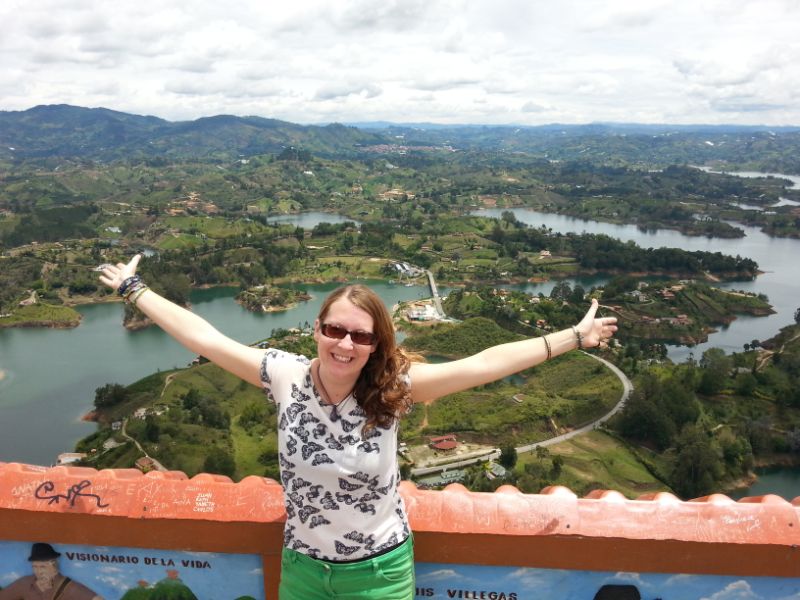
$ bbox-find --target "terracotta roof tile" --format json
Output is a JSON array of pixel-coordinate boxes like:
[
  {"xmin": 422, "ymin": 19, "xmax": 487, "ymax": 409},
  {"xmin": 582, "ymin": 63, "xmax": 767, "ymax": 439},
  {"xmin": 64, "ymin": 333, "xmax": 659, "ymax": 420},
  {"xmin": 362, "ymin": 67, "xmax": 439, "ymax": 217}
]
[{"xmin": 1, "ymin": 463, "xmax": 798, "ymax": 546}]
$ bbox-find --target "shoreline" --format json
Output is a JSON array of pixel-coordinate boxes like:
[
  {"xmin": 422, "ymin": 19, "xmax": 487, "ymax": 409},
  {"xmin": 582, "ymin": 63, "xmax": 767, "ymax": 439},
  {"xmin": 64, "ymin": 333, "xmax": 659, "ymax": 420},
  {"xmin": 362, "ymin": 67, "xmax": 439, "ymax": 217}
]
[{"xmin": 721, "ymin": 456, "xmax": 800, "ymax": 497}]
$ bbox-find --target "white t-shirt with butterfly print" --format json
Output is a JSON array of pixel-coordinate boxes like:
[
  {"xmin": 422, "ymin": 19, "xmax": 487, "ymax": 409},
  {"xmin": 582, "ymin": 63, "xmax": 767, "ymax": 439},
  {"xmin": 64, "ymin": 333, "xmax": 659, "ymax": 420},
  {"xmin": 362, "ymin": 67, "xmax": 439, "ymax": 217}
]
[{"xmin": 260, "ymin": 349, "xmax": 411, "ymax": 561}]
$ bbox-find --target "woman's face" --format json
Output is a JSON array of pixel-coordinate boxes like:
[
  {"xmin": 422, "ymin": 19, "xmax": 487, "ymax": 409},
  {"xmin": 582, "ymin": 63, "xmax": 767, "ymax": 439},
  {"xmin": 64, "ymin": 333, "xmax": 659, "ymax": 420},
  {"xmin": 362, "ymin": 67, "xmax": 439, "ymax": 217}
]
[{"xmin": 314, "ymin": 297, "xmax": 377, "ymax": 381}]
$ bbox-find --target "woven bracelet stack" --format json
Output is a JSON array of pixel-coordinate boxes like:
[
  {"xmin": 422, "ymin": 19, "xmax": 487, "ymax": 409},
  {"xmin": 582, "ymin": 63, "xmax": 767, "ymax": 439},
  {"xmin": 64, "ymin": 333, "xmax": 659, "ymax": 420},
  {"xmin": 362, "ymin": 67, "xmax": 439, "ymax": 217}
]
[
  {"xmin": 571, "ymin": 326, "xmax": 584, "ymax": 349},
  {"xmin": 117, "ymin": 275, "xmax": 150, "ymax": 305}
]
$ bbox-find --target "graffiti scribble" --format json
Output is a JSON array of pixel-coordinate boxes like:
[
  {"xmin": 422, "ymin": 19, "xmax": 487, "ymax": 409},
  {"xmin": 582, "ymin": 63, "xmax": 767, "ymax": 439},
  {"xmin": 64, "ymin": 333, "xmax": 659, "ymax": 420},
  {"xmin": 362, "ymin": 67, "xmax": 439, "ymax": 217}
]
[{"xmin": 35, "ymin": 480, "xmax": 109, "ymax": 508}]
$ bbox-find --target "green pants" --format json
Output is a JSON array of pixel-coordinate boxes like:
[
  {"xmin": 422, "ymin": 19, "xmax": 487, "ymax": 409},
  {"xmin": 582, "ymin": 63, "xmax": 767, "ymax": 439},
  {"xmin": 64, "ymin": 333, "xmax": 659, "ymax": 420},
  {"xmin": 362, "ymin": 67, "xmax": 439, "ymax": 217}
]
[{"xmin": 278, "ymin": 536, "xmax": 414, "ymax": 600}]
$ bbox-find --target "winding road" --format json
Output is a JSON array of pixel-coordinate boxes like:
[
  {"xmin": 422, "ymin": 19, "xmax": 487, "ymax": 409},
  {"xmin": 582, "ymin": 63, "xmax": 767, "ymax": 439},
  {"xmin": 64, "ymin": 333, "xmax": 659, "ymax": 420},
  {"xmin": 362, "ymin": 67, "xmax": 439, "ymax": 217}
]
[
  {"xmin": 411, "ymin": 352, "xmax": 634, "ymax": 476},
  {"xmin": 515, "ymin": 352, "xmax": 633, "ymax": 455}
]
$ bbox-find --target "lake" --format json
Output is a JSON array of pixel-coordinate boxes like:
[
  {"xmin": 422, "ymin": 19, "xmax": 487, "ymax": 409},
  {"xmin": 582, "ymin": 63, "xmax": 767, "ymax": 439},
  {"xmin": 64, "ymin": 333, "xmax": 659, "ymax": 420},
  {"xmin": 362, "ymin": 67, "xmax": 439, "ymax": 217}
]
[
  {"xmin": 2, "ymin": 180, "xmax": 800, "ymax": 498},
  {"xmin": 474, "ymin": 192, "xmax": 799, "ymax": 363},
  {"xmin": 0, "ymin": 281, "xmax": 437, "ymax": 466}
]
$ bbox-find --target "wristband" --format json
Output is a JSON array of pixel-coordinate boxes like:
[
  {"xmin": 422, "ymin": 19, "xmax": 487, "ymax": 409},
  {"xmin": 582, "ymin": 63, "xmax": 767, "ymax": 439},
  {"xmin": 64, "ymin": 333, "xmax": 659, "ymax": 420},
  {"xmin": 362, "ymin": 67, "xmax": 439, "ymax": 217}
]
[
  {"xmin": 542, "ymin": 335, "xmax": 552, "ymax": 360},
  {"xmin": 126, "ymin": 286, "xmax": 150, "ymax": 306},
  {"xmin": 571, "ymin": 326, "xmax": 584, "ymax": 349},
  {"xmin": 117, "ymin": 275, "xmax": 141, "ymax": 296}
]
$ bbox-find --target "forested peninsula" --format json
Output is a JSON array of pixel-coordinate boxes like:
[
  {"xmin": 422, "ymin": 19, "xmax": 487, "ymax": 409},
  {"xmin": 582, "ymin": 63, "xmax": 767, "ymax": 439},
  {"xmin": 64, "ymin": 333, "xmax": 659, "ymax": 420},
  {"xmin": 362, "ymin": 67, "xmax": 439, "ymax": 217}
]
[{"xmin": 4, "ymin": 106, "xmax": 800, "ymax": 499}]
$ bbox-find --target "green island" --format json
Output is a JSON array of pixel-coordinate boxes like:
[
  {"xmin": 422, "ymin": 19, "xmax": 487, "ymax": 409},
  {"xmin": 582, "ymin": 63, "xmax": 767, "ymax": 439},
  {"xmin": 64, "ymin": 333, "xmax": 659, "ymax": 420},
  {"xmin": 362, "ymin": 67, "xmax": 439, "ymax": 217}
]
[
  {"xmin": 3, "ymin": 106, "xmax": 800, "ymax": 500},
  {"xmin": 236, "ymin": 285, "xmax": 311, "ymax": 313}
]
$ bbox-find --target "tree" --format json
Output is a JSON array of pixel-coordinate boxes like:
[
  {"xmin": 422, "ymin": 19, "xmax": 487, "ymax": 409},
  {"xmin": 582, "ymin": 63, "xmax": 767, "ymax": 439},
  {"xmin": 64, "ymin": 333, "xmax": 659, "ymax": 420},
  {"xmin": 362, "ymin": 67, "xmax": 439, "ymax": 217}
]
[
  {"xmin": 550, "ymin": 455, "xmax": 564, "ymax": 479},
  {"xmin": 795, "ymin": 306, "xmax": 800, "ymax": 325},
  {"xmin": 144, "ymin": 415, "xmax": 160, "ymax": 443},
  {"xmin": 499, "ymin": 444, "xmax": 518, "ymax": 469},
  {"xmin": 94, "ymin": 383, "xmax": 128, "ymax": 409},
  {"xmin": 698, "ymin": 348, "xmax": 732, "ymax": 395},
  {"xmin": 203, "ymin": 447, "xmax": 236, "ymax": 477},
  {"xmin": 670, "ymin": 424, "xmax": 723, "ymax": 499}
]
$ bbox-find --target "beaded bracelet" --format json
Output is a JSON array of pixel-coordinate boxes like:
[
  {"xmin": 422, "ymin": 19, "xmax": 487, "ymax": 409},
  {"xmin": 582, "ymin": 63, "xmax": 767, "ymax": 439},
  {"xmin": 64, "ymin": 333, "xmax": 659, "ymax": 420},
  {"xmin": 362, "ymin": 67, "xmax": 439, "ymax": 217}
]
[
  {"xmin": 125, "ymin": 285, "xmax": 150, "ymax": 306},
  {"xmin": 571, "ymin": 326, "xmax": 584, "ymax": 349},
  {"xmin": 117, "ymin": 275, "xmax": 142, "ymax": 297},
  {"xmin": 542, "ymin": 335, "xmax": 552, "ymax": 360}
]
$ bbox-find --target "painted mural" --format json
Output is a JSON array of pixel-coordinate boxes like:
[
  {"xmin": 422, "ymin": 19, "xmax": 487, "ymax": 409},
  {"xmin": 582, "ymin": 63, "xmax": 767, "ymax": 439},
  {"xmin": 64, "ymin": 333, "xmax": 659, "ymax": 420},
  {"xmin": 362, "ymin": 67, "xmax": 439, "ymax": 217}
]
[
  {"xmin": 0, "ymin": 541, "xmax": 263, "ymax": 600},
  {"xmin": 414, "ymin": 563, "xmax": 800, "ymax": 599}
]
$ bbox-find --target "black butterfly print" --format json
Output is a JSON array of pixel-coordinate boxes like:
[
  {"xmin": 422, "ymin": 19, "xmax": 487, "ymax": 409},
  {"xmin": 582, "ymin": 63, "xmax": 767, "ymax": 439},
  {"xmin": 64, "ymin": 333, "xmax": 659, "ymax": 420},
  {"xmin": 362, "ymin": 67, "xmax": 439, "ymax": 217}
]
[
  {"xmin": 340, "ymin": 419, "xmax": 359, "ymax": 433},
  {"xmin": 298, "ymin": 505, "xmax": 320, "ymax": 524},
  {"xmin": 374, "ymin": 533, "xmax": 399, "ymax": 553},
  {"xmin": 309, "ymin": 515, "xmax": 331, "ymax": 529},
  {"xmin": 300, "ymin": 412, "xmax": 320, "ymax": 425},
  {"xmin": 286, "ymin": 401, "xmax": 305, "ymax": 421},
  {"xmin": 286, "ymin": 437, "xmax": 298, "ymax": 456},
  {"xmin": 291, "ymin": 539, "xmax": 312, "ymax": 553},
  {"xmin": 357, "ymin": 491, "xmax": 381, "ymax": 503},
  {"xmin": 278, "ymin": 452, "xmax": 295, "ymax": 470},
  {"xmin": 320, "ymin": 492, "xmax": 340, "ymax": 510},
  {"xmin": 325, "ymin": 434, "xmax": 344, "ymax": 451},
  {"xmin": 291, "ymin": 385, "xmax": 311, "ymax": 403},
  {"xmin": 260, "ymin": 351, "xmax": 279, "ymax": 384},
  {"xmin": 335, "ymin": 492, "xmax": 357, "ymax": 505},
  {"xmin": 358, "ymin": 441, "xmax": 380, "ymax": 453},
  {"xmin": 373, "ymin": 475, "xmax": 394, "ymax": 496},
  {"xmin": 302, "ymin": 441, "xmax": 325, "ymax": 460},
  {"xmin": 338, "ymin": 477, "xmax": 363, "ymax": 492},
  {"xmin": 350, "ymin": 406, "xmax": 367, "ymax": 417},
  {"xmin": 305, "ymin": 485, "xmax": 323, "ymax": 500},
  {"xmin": 335, "ymin": 541, "xmax": 361, "ymax": 556},
  {"xmin": 289, "ymin": 426, "xmax": 310, "ymax": 443},
  {"xmin": 354, "ymin": 502, "xmax": 376, "ymax": 515},
  {"xmin": 364, "ymin": 427, "xmax": 382, "ymax": 439},
  {"xmin": 283, "ymin": 523, "xmax": 295, "ymax": 543},
  {"xmin": 285, "ymin": 503, "xmax": 296, "ymax": 519},
  {"xmin": 351, "ymin": 471, "xmax": 370, "ymax": 483},
  {"xmin": 280, "ymin": 470, "xmax": 295, "ymax": 487},
  {"xmin": 339, "ymin": 434, "xmax": 358, "ymax": 446},
  {"xmin": 291, "ymin": 477, "xmax": 312, "ymax": 492},
  {"xmin": 311, "ymin": 453, "xmax": 334, "ymax": 466},
  {"xmin": 288, "ymin": 491, "xmax": 305, "ymax": 508},
  {"xmin": 278, "ymin": 412, "xmax": 288, "ymax": 430},
  {"xmin": 344, "ymin": 531, "xmax": 366, "ymax": 543}
]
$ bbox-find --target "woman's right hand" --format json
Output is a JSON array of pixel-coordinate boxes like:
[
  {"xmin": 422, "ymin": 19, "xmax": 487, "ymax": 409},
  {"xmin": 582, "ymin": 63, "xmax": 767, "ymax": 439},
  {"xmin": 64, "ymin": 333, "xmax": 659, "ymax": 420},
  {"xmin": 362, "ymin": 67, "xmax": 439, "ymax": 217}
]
[{"xmin": 98, "ymin": 254, "xmax": 142, "ymax": 292}]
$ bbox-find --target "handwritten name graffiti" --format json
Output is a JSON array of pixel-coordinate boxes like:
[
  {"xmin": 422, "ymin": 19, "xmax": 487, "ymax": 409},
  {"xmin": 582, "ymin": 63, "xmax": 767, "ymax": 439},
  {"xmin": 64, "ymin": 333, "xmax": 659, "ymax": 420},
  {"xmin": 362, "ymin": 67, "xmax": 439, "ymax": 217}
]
[{"xmin": 34, "ymin": 480, "xmax": 110, "ymax": 508}]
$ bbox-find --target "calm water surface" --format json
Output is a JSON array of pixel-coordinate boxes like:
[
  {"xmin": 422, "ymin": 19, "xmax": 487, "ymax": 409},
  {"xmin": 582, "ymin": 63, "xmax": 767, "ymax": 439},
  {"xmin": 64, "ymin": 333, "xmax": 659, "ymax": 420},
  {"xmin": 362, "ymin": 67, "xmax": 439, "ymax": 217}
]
[
  {"xmin": 3, "ymin": 192, "xmax": 800, "ymax": 497},
  {"xmin": 0, "ymin": 281, "xmax": 432, "ymax": 465}
]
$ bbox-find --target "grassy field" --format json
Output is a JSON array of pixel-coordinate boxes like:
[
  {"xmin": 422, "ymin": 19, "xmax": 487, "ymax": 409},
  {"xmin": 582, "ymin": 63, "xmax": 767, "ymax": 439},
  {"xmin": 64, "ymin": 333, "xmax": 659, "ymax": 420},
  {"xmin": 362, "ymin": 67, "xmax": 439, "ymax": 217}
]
[
  {"xmin": 522, "ymin": 430, "xmax": 670, "ymax": 498},
  {"xmin": 406, "ymin": 352, "xmax": 623, "ymax": 447},
  {"xmin": 0, "ymin": 303, "xmax": 82, "ymax": 328}
]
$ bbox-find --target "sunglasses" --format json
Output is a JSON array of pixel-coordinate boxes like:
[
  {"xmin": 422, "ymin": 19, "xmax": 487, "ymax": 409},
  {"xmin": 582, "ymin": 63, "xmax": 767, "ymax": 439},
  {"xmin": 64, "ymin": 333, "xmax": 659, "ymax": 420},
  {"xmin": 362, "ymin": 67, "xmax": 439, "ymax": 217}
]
[{"xmin": 320, "ymin": 323, "xmax": 377, "ymax": 346}]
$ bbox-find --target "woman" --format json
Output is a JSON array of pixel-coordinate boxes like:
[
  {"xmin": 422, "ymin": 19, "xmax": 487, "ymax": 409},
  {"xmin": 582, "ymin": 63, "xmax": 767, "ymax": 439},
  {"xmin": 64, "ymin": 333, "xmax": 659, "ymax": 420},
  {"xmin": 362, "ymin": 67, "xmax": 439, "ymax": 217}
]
[{"xmin": 100, "ymin": 254, "xmax": 617, "ymax": 600}]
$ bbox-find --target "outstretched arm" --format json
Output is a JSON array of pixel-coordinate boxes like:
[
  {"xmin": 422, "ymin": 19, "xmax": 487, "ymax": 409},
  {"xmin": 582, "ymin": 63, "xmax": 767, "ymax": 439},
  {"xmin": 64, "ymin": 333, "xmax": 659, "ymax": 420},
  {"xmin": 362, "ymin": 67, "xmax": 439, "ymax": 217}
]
[
  {"xmin": 99, "ymin": 255, "xmax": 265, "ymax": 387},
  {"xmin": 407, "ymin": 298, "xmax": 617, "ymax": 404}
]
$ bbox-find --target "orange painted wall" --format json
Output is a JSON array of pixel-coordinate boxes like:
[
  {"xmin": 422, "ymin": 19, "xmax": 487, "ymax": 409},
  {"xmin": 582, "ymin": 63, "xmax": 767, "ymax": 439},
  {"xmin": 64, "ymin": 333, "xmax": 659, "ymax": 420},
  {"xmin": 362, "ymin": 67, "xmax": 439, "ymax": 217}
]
[{"xmin": 1, "ymin": 463, "xmax": 799, "ymax": 598}]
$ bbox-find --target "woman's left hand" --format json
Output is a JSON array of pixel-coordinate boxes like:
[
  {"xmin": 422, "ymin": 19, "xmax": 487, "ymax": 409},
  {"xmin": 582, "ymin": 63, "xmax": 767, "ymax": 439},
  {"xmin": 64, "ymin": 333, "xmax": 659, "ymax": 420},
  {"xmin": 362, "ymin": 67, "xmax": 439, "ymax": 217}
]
[
  {"xmin": 98, "ymin": 254, "xmax": 142, "ymax": 293},
  {"xmin": 576, "ymin": 298, "xmax": 618, "ymax": 349}
]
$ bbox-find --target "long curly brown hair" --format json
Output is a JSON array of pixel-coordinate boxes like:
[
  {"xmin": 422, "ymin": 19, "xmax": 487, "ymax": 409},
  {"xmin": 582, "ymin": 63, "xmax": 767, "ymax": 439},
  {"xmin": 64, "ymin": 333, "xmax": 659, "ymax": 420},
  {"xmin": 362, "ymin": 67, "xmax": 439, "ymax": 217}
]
[{"xmin": 317, "ymin": 285, "xmax": 418, "ymax": 432}]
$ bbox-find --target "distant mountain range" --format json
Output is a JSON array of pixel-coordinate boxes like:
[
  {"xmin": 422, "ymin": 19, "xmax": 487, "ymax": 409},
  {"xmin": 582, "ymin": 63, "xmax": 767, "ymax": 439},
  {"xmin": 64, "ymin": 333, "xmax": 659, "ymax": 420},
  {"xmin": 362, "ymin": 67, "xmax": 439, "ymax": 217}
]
[
  {"xmin": 2, "ymin": 105, "xmax": 800, "ymax": 169},
  {"xmin": 0, "ymin": 104, "xmax": 389, "ymax": 161}
]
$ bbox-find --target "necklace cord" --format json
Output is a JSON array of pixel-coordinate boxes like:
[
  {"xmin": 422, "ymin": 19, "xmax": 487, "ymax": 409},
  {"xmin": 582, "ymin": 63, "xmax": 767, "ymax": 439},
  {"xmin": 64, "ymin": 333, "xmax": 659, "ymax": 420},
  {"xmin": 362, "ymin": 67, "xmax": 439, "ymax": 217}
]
[{"xmin": 315, "ymin": 361, "xmax": 354, "ymax": 407}]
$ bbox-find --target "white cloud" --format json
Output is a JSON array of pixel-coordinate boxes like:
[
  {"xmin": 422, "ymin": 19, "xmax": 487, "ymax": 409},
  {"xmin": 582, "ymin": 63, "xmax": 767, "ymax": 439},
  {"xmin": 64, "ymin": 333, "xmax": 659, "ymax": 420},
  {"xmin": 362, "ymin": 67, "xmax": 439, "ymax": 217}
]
[
  {"xmin": 700, "ymin": 579, "xmax": 762, "ymax": 600},
  {"xmin": 0, "ymin": 0, "xmax": 798, "ymax": 124}
]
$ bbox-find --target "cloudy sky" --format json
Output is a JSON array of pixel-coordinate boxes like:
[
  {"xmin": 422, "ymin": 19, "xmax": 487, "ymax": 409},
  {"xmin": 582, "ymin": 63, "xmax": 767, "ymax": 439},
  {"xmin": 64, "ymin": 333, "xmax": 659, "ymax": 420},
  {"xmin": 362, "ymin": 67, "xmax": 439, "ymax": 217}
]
[{"xmin": 1, "ymin": 0, "xmax": 799, "ymax": 125}]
